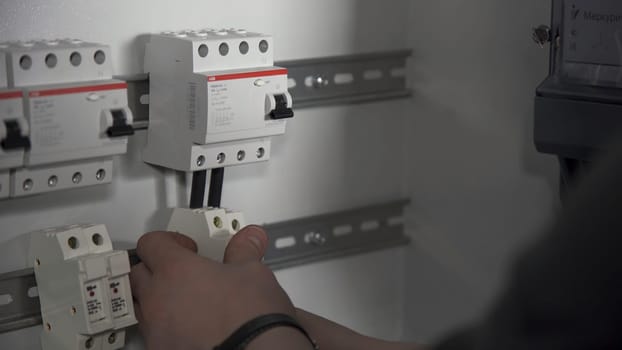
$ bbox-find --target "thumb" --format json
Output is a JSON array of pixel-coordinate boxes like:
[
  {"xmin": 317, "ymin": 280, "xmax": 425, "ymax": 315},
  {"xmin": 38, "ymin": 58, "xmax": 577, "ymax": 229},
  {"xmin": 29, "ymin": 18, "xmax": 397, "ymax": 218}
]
[{"xmin": 223, "ymin": 225, "xmax": 268, "ymax": 264}]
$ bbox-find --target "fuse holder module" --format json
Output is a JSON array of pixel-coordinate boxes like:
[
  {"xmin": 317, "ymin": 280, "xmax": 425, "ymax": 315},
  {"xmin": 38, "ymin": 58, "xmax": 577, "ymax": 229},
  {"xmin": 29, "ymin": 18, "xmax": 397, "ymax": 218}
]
[{"xmin": 28, "ymin": 224, "xmax": 137, "ymax": 350}]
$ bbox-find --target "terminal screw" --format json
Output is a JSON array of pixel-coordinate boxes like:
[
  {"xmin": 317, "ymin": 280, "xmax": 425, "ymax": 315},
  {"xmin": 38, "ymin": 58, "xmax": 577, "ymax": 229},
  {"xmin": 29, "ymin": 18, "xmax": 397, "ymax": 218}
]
[
  {"xmin": 23, "ymin": 179, "xmax": 33, "ymax": 191},
  {"xmin": 197, "ymin": 155, "xmax": 206, "ymax": 167},
  {"xmin": 96, "ymin": 169, "xmax": 106, "ymax": 181},
  {"xmin": 72, "ymin": 172, "xmax": 82, "ymax": 184},
  {"xmin": 48, "ymin": 176, "xmax": 58, "ymax": 187}
]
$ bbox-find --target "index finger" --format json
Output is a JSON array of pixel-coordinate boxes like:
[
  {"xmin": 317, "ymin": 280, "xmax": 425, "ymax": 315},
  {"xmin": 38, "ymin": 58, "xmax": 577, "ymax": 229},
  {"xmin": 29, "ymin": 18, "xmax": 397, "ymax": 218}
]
[{"xmin": 136, "ymin": 231, "xmax": 199, "ymax": 271}]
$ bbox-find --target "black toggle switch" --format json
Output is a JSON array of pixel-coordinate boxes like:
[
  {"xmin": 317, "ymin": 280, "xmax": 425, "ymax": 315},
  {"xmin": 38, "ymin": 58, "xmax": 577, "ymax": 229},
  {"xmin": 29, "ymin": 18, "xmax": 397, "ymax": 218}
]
[
  {"xmin": 269, "ymin": 94, "xmax": 294, "ymax": 120},
  {"xmin": 106, "ymin": 109, "xmax": 134, "ymax": 137},
  {"xmin": 1, "ymin": 120, "xmax": 31, "ymax": 151}
]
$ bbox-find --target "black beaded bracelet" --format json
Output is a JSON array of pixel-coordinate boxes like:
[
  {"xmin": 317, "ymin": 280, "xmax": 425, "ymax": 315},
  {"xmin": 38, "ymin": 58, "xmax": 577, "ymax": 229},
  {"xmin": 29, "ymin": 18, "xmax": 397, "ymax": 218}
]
[{"xmin": 214, "ymin": 313, "xmax": 319, "ymax": 350}]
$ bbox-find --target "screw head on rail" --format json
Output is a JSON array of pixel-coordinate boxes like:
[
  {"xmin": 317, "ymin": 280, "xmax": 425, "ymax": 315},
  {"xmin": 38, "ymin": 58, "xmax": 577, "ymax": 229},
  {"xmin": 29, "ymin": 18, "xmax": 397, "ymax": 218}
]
[
  {"xmin": 312, "ymin": 75, "xmax": 329, "ymax": 89},
  {"xmin": 304, "ymin": 232, "xmax": 327, "ymax": 246}
]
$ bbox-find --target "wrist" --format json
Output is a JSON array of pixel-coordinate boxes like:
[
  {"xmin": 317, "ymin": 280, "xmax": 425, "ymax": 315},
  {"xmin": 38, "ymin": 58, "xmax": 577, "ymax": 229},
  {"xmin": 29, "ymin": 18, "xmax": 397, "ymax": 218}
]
[
  {"xmin": 246, "ymin": 327, "xmax": 317, "ymax": 350},
  {"xmin": 214, "ymin": 313, "xmax": 317, "ymax": 350}
]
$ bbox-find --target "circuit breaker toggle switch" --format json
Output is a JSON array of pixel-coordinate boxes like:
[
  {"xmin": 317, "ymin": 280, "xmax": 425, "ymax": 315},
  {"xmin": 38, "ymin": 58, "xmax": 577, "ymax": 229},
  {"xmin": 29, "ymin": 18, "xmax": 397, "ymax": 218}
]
[
  {"xmin": 1, "ymin": 119, "xmax": 31, "ymax": 150},
  {"xmin": 266, "ymin": 93, "xmax": 294, "ymax": 120},
  {"xmin": 102, "ymin": 108, "xmax": 134, "ymax": 138}
]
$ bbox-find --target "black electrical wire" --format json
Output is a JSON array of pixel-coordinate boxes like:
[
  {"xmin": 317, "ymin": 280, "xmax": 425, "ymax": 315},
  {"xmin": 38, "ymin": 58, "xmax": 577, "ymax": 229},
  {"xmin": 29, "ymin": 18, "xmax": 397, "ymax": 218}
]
[
  {"xmin": 189, "ymin": 170, "xmax": 207, "ymax": 209},
  {"xmin": 207, "ymin": 168, "xmax": 225, "ymax": 208}
]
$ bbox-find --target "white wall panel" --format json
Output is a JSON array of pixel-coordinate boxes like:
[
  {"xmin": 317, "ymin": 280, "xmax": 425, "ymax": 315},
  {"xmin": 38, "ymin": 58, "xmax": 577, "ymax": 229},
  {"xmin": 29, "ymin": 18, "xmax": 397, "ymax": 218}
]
[
  {"xmin": 0, "ymin": 0, "xmax": 564, "ymax": 347},
  {"xmin": 0, "ymin": 1, "xmax": 410, "ymax": 348}
]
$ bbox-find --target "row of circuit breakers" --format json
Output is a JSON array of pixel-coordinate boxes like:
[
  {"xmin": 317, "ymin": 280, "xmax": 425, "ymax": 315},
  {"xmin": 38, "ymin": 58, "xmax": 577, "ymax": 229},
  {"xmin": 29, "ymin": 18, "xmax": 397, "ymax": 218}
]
[
  {"xmin": 0, "ymin": 29, "xmax": 293, "ymax": 199},
  {"xmin": 0, "ymin": 29, "xmax": 294, "ymax": 350}
]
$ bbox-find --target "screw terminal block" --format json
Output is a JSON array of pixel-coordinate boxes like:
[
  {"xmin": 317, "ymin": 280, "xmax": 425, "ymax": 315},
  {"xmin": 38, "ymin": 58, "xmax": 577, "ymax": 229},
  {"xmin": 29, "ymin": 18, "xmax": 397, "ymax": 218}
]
[
  {"xmin": 167, "ymin": 207, "xmax": 246, "ymax": 262},
  {"xmin": 143, "ymin": 29, "xmax": 293, "ymax": 171},
  {"xmin": 28, "ymin": 224, "xmax": 137, "ymax": 350}
]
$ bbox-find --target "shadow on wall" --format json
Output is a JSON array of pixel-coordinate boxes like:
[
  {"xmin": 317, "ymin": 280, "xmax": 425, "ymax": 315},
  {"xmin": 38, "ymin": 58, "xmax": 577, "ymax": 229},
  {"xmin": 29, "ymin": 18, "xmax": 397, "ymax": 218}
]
[
  {"xmin": 402, "ymin": 0, "xmax": 557, "ymax": 343},
  {"xmin": 116, "ymin": 132, "xmax": 187, "ymax": 232}
]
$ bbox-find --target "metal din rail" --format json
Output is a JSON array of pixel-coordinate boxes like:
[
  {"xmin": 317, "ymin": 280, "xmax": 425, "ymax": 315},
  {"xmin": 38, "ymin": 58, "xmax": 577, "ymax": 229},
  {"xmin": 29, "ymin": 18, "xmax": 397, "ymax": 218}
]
[{"xmin": 124, "ymin": 50, "xmax": 412, "ymax": 130}]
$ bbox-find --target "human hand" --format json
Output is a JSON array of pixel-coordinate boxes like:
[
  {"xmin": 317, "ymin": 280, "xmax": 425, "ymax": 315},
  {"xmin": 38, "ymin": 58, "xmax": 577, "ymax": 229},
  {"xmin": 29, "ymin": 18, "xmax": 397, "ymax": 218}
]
[{"xmin": 129, "ymin": 225, "xmax": 297, "ymax": 350}]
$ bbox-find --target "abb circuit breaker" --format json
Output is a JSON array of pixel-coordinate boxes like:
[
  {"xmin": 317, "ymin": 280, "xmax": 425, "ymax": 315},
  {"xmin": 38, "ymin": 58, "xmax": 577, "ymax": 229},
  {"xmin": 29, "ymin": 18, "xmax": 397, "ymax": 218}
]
[
  {"xmin": 143, "ymin": 29, "xmax": 293, "ymax": 171},
  {"xmin": 0, "ymin": 39, "xmax": 133, "ymax": 199}
]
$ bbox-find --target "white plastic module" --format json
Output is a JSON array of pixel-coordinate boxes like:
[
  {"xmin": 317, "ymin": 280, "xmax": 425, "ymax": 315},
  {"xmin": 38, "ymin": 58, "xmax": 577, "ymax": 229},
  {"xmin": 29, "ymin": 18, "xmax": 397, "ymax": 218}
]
[
  {"xmin": 168, "ymin": 207, "xmax": 246, "ymax": 262},
  {"xmin": 28, "ymin": 224, "xmax": 137, "ymax": 350},
  {"xmin": 0, "ymin": 39, "xmax": 134, "ymax": 198},
  {"xmin": 143, "ymin": 29, "xmax": 293, "ymax": 171},
  {"xmin": 22, "ymin": 82, "xmax": 131, "ymax": 167}
]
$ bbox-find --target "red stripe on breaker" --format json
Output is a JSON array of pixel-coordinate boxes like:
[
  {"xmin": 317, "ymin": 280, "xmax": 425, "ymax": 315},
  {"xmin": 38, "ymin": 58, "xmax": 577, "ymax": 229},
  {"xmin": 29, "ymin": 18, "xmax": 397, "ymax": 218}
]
[
  {"xmin": 207, "ymin": 69, "xmax": 288, "ymax": 82},
  {"xmin": 0, "ymin": 91, "xmax": 22, "ymax": 100},
  {"xmin": 29, "ymin": 82, "xmax": 128, "ymax": 97}
]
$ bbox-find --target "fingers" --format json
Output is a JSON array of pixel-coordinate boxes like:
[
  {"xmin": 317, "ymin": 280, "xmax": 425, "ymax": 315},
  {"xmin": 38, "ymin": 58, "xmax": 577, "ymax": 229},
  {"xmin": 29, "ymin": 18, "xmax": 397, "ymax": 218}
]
[
  {"xmin": 136, "ymin": 231, "xmax": 198, "ymax": 272},
  {"xmin": 133, "ymin": 303, "xmax": 151, "ymax": 344},
  {"xmin": 134, "ymin": 302, "xmax": 144, "ymax": 325},
  {"xmin": 223, "ymin": 225, "xmax": 268, "ymax": 264},
  {"xmin": 130, "ymin": 262, "xmax": 152, "ymax": 301},
  {"xmin": 169, "ymin": 231, "xmax": 199, "ymax": 253}
]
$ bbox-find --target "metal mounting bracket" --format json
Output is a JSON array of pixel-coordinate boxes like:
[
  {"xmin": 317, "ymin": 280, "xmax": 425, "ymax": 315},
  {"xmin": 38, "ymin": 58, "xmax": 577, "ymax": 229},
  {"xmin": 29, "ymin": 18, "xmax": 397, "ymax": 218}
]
[
  {"xmin": 264, "ymin": 199, "xmax": 410, "ymax": 270},
  {"xmin": 280, "ymin": 50, "xmax": 411, "ymax": 109}
]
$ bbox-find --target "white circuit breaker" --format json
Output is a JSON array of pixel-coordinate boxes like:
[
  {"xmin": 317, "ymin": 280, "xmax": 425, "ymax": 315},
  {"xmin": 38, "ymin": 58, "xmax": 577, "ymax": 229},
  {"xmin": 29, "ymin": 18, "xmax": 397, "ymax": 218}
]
[
  {"xmin": 143, "ymin": 29, "xmax": 293, "ymax": 171},
  {"xmin": 28, "ymin": 224, "xmax": 137, "ymax": 350},
  {"xmin": 0, "ymin": 39, "xmax": 134, "ymax": 199},
  {"xmin": 168, "ymin": 207, "xmax": 245, "ymax": 262}
]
